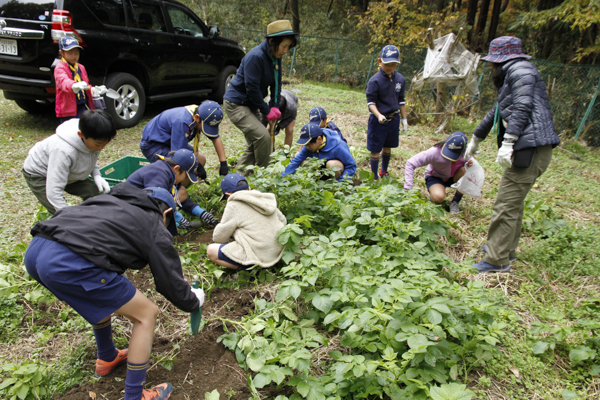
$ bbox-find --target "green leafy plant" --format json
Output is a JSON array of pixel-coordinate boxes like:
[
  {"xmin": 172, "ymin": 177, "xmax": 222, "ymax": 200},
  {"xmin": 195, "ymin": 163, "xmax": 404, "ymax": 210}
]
[{"xmin": 0, "ymin": 362, "xmax": 49, "ymax": 400}]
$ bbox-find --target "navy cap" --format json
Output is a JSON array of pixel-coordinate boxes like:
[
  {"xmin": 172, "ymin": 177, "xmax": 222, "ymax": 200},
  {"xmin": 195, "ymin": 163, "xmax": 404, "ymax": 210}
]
[
  {"xmin": 296, "ymin": 123, "xmax": 324, "ymax": 145},
  {"xmin": 441, "ymin": 132, "xmax": 467, "ymax": 161},
  {"xmin": 170, "ymin": 149, "xmax": 199, "ymax": 183},
  {"xmin": 143, "ymin": 187, "xmax": 178, "ymax": 236},
  {"xmin": 309, "ymin": 107, "xmax": 327, "ymax": 123},
  {"xmin": 59, "ymin": 36, "xmax": 83, "ymax": 51},
  {"xmin": 220, "ymin": 173, "xmax": 249, "ymax": 201},
  {"xmin": 380, "ymin": 45, "xmax": 400, "ymax": 64},
  {"xmin": 197, "ymin": 101, "xmax": 223, "ymax": 138}
]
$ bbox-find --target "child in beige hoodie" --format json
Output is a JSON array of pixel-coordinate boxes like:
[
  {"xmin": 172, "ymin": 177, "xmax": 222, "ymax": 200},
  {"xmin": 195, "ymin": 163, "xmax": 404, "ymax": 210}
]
[{"xmin": 207, "ymin": 173, "xmax": 287, "ymax": 270}]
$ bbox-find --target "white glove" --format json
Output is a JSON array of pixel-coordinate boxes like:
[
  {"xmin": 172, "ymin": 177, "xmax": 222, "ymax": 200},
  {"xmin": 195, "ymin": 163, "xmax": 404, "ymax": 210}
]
[
  {"xmin": 496, "ymin": 141, "xmax": 514, "ymax": 169},
  {"xmin": 94, "ymin": 85, "xmax": 108, "ymax": 96},
  {"xmin": 401, "ymin": 118, "xmax": 408, "ymax": 133},
  {"xmin": 72, "ymin": 81, "xmax": 89, "ymax": 93},
  {"xmin": 93, "ymin": 175, "xmax": 111, "ymax": 193},
  {"xmin": 464, "ymin": 136, "xmax": 483, "ymax": 158},
  {"xmin": 191, "ymin": 288, "xmax": 205, "ymax": 307}
]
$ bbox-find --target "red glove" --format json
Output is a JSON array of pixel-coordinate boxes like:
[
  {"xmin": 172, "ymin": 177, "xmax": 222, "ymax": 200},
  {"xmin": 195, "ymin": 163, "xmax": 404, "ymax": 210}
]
[{"xmin": 265, "ymin": 107, "xmax": 281, "ymax": 122}]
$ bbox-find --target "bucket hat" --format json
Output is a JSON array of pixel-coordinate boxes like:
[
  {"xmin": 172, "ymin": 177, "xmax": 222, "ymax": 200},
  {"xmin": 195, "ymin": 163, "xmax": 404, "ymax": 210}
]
[{"xmin": 481, "ymin": 36, "xmax": 531, "ymax": 63}]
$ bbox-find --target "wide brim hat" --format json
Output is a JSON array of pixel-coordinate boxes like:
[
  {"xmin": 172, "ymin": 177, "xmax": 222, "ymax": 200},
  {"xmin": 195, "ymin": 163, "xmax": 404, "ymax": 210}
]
[
  {"xmin": 143, "ymin": 187, "xmax": 178, "ymax": 237},
  {"xmin": 220, "ymin": 173, "xmax": 249, "ymax": 201},
  {"xmin": 197, "ymin": 100, "xmax": 223, "ymax": 138},
  {"xmin": 265, "ymin": 20, "xmax": 298, "ymax": 38},
  {"xmin": 441, "ymin": 132, "xmax": 467, "ymax": 161},
  {"xmin": 296, "ymin": 123, "xmax": 324, "ymax": 145},
  {"xmin": 481, "ymin": 36, "xmax": 531, "ymax": 63}
]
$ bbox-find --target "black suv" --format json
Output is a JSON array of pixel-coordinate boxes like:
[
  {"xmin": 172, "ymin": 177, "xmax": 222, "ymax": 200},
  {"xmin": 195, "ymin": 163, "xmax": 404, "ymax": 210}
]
[{"xmin": 0, "ymin": 0, "xmax": 244, "ymax": 128}]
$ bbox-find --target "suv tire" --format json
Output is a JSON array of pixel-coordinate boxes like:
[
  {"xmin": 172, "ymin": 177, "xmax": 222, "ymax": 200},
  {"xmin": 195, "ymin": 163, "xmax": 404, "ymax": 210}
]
[
  {"xmin": 104, "ymin": 72, "xmax": 146, "ymax": 130},
  {"xmin": 14, "ymin": 99, "xmax": 53, "ymax": 115},
  {"xmin": 214, "ymin": 65, "xmax": 237, "ymax": 104}
]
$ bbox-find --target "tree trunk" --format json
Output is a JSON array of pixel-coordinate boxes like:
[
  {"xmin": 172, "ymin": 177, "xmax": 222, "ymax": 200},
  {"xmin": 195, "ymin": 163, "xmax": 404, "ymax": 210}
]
[
  {"xmin": 486, "ymin": 0, "xmax": 502, "ymax": 46},
  {"xmin": 474, "ymin": 0, "xmax": 491, "ymax": 51},
  {"xmin": 500, "ymin": 0, "xmax": 509, "ymax": 12},
  {"xmin": 327, "ymin": 0, "xmax": 335, "ymax": 14},
  {"xmin": 465, "ymin": 0, "xmax": 478, "ymax": 47},
  {"xmin": 290, "ymin": 0, "xmax": 300, "ymax": 34},
  {"xmin": 363, "ymin": 0, "xmax": 369, "ymax": 12}
]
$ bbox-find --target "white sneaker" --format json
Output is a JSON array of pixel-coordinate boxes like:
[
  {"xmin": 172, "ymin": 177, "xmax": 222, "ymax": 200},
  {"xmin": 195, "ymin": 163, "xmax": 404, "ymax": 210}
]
[{"xmin": 449, "ymin": 201, "xmax": 460, "ymax": 214}]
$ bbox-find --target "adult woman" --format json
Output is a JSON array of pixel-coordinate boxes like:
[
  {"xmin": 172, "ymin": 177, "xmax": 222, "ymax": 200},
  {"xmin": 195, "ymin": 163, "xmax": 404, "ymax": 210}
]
[
  {"xmin": 464, "ymin": 36, "xmax": 560, "ymax": 273},
  {"xmin": 223, "ymin": 20, "xmax": 298, "ymax": 168}
]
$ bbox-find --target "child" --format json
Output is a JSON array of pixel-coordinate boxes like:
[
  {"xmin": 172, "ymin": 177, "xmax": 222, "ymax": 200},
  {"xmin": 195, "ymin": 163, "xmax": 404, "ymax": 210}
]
[
  {"xmin": 264, "ymin": 89, "xmax": 298, "ymax": 149},
  {"xmin": 54, "ymin": 36, "xmax": 95, "ymax": 123},
  {"xmin": 366, "ymin": 45, "xmax": 408, "ymax": 180},
  {"xmin": 24, "ymin": 183, "xmax": 203, "ymax": 400},
  {"xmin": 23, "ymin": 110, "xmax": 116, "ymax": 215},
  {"xmin": 140, "ymin": 101, "xmax": 229, "ymax": 175},
  {"xmin": 282, "ymin": 123, "xmax": 356, "ymax": 182},
  {"xmin": 126, "ymin": 149, "xmax": 217, "ymax": 229},
  {"xmin": 404, "ymin": 132, "xmax": 473, "ymax": 214},
  {"xmin": 308, "ymin": 106, "xmax": 346, "ymax": 142},
  {"xmin": 207, "ymin": 173, "xmax": 287, "ymax": 270}
]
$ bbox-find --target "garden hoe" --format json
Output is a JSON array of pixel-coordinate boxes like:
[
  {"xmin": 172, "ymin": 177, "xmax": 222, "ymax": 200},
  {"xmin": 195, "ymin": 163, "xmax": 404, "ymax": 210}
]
[{"xmin": 190, "ymin": 275, "xmax": 202, "ymax": 334}]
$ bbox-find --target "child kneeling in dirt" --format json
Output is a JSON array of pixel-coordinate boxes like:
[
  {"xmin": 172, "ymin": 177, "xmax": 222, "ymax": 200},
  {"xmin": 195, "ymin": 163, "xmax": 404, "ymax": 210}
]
[
  {"xmin": 207, "ymin": 173, "xmax": 287, "ymax": 270},
  {"xmin": 24, "ymin": 183, "xmax": 203, "ymax": 400}
]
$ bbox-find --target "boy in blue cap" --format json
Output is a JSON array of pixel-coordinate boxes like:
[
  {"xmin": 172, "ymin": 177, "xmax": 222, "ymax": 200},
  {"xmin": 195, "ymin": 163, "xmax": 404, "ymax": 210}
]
[
  {"xmin": 126, "ymin": 149, "xmax": 217, "ymax": 228},
  {"xmin": 140, "ymin": 100, "xmax": 229, "ymax": 176},
  {"xmin": 308, "ymin": 106, "xmax": 346, "ymax": 142},
  {"xmin": 282, "ymin": 123, "xmax": 356, "ymax": 181},
  {"xmin": 366, "ymin": 45, "xmax": 408, "ymax": 180},
  {"xmin": 24, "ymin": 183, "xmax": 204, "ymax": 400}
]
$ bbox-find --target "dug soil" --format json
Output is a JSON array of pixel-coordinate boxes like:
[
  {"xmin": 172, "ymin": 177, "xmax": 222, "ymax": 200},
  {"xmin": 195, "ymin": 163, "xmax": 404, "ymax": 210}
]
[{"xmin": 54, "ymin": 229, "xmax": 283, "ymax": 400}]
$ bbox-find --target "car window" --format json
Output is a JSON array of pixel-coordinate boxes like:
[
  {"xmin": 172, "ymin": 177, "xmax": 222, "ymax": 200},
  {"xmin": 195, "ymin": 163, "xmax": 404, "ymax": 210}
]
[
  {"xmin": 128, "ymin": 0, "xmax": 166, "ymax": 31},
  {"xmin": 86, "ymin": 0, "xmax": 127, "ymax": 27},
  {"xmin": 165, "ymin": 5, "xmax": 204, "ymax": 38}
]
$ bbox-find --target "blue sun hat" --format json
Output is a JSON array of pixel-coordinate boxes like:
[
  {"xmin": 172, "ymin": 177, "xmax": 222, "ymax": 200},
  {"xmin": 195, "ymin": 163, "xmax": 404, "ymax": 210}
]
[
  {"xmin": 441, "ymin": 132, "xmax": 467, "ymax": 161},
  {"xmin": 380, "ymin": 45, "xmax": 400, "ymax": 64},
  {"xmin": 143, "ymin": 187, "xmax": 178, "ymax": 236},
  {"xmin": 481, "ymin": 36, "xmax": 531, "ymax": 63}
]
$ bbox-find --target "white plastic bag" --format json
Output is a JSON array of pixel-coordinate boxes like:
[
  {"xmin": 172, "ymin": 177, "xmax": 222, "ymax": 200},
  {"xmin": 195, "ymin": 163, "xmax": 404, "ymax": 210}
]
[{"xmin": 451, "ymin": 158, "xmax": 485, "ymax": 198}]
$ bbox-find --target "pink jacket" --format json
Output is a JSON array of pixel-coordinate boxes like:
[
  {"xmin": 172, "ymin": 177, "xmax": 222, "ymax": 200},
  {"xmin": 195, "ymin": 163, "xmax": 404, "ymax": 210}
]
[
  {"xmin": 404, "ymin": 146, "xmax": 470, "ymax": 190},
  {"xmin": 54, "ymin": 61, "xmax": 94, "ymax": 118}
]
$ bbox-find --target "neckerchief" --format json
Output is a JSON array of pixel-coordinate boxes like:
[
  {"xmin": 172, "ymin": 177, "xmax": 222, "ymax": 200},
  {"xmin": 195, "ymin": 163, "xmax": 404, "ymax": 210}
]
[
  {"xmin": 63, "ymin": 57, "xmax": 86, "ymax": 102},
  {"xmin": 317, "ymin": 135, "xmax": 327, "ymax": 152},
  {"xmin": 184, "ymin": 105, "xmax": 200, "ymax": 152}
]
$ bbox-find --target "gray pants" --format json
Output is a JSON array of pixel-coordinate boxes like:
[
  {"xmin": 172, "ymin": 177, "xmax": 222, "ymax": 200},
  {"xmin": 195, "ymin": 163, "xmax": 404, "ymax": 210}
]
[
  {"xmin": 484, "ymin": 145, "xmax": 553, "ymax": 266},
  {"xmin": 224, "ymin": 100, "xmax": 271, "ymax": 168},
  {"xmin": 23, "ymin": 170, "xmax": 99, "ymax": 215}
]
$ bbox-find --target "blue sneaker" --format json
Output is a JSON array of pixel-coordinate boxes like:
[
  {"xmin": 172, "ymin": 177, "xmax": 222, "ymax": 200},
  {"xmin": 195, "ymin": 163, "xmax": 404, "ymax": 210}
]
[
  {"xmin": 473, "ymin": 259, "xmax": 511, "ymax": 273},
  {"xmin": 481, "ymin": 244, "xmax": 517, "ymax": 263}
]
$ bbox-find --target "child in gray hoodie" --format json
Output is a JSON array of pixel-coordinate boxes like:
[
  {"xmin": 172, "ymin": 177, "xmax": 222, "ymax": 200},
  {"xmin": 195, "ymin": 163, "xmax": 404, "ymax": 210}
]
[{"xmin": 23, "ymin": 110, "xmax": 116, "ymax": 214}]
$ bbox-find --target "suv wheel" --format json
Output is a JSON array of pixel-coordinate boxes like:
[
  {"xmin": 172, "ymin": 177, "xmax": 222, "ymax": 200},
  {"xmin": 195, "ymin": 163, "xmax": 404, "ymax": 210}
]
[
  {"xmin": 14, "ymin": 99, "xmax": 53, "ymax": 115},
  {"xmin": 104, "ymin": 73, "xmax": 146, "ymax": 129},
  {"xmin": 214, "ymin": 65, "xmax": 237, "ymax": 104}
]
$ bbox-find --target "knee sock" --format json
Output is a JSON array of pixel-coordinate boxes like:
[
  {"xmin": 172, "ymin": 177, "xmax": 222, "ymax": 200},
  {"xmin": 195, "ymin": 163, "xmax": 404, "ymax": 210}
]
[
  {"xmin": 452, "ymin": 191, "xmax": 464, "ymax": 204},
  {"xmin": 92, "ymin": 319, "xmax": 118, "ymax": 362},
  {"xmin": 370, "ymin": 155, "xmax": 379, "ymax": 177},
  {"xmin": 381, "ymin": 151, "xmax": 391, "ymax": 173},
  {"xmin": 124, "ymin": 360, "xmax": 149, "ymax": 400}
]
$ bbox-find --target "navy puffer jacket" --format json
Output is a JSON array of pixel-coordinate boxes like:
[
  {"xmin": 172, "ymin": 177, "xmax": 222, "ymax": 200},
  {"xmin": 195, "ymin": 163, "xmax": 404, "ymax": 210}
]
[{"xmin": 474, "ymin": 59, "xmax": 560, "ymax": 150}]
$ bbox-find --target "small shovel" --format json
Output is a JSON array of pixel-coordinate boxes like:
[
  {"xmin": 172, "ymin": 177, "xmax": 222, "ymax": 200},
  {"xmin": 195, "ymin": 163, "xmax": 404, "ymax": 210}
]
[
  {"xmin": 105, "ymin": 88, "xmax": 120, "ymax": 99},
  {"xmin": 190, "ymin": 275, "xmax": 203, "ymax": 335}
]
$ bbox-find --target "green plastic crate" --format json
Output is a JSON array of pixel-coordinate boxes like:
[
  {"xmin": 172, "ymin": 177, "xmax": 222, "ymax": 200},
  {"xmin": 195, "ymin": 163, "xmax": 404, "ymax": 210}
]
[{"xmin": 98, "ymin": 156, "xmax": 150, "ymax": 187}]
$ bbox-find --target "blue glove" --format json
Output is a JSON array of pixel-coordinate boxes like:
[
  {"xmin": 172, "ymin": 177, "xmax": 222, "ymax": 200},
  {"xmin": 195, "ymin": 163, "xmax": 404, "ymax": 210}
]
[{"xmin": 191, "ymin": 205, "xmax": 205, "ymax": 218}]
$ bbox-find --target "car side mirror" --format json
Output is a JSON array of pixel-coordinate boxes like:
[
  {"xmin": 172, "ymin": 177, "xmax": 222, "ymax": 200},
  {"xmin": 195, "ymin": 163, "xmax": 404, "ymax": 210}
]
[{"xmin": 209, "ymin": 26, "xmax": 220, "ymax": 39}]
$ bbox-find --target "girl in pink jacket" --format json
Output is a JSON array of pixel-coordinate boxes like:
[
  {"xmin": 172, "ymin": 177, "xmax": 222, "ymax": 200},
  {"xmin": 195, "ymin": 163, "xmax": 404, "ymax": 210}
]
[
  {"xmin": 54, "ymin": 36, "xmax": 94, "ymax": 122},
  {"xmin": 404, "ymin": 132, "xmax": 473, "ymax": 214}
]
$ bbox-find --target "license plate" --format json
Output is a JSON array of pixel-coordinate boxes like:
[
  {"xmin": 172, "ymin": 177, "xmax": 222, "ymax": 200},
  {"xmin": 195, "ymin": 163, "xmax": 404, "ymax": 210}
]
[{"xmin": 0, "ymin": 39, "xmax": 17, "ymax": 56}]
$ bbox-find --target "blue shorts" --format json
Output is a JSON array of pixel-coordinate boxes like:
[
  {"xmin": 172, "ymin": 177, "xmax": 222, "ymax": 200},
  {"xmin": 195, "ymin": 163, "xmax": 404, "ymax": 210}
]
[
  {"xmin": 218, "ymin": 244, "xmax": 252, "ymax": 270},
  {"xmin": 366, "ymin": 113, "xmax": 400, "ymax": 153},
  {"xmin": 425, "ymin": 175, "xmax": 456, "ymax": 190},
  {"xmin": 24, "ymin": 237, "xmax": 136, "ymax": 324},
  {"xmin": 139, "ymin": 140, "xmax": 170, "ymax": 163}
]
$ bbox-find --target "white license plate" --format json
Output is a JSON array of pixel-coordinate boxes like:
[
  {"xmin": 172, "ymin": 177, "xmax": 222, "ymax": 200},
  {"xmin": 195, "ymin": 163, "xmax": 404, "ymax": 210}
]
[{"xmin": 0, "ymin": 39, "xmax": 17, "ymax": 56}]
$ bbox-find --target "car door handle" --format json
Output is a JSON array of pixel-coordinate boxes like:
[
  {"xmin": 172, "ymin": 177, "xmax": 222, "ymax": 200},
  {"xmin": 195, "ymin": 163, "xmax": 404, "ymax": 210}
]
[{"xmin": 134, "ymin": 38, "xmax": 151, "ymax": 46}]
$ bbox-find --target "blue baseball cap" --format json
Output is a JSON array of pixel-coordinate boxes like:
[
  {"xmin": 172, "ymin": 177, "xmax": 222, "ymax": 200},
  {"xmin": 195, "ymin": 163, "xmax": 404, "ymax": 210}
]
[
  {"xmin": 441, "ymin": 132, "xmax": 467, "ymax": 161},
  {"xmin": 59, "ymin": 36, "xmax": 83, "ymax": 51},
  {"xmin": 296, "ymin": 123, "xmax": 324, "ymax": 145},
  {"xmin": 170, "ymin": 149, "xmax": 199, "ymax": 183},
  {"xmin": 380, "ymin": 45, "xmax": 400, "ymax": 64},
  {"xmin": 197, "ymin": 101, "xmax": 223, "ymax": 138},
  {"xmin": 143, "ymin": 187, "xmax": 178, "ymax": 236},
  {"xmin": 309, "ymin": 107, "xmax": 327, "ymax": 123},
  {"xmin": 220, "ymin": 173, "xmax": 249, "ymax": 201}
]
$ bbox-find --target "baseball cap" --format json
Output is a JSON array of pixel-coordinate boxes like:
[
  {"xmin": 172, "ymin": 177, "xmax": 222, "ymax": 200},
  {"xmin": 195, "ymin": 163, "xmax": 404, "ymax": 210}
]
[
  {"xmin": 197, "ymin": 101, "xmax": 223, "ymax": 138},
  {"xmin": 143, "ymin": 187, "xmax": 178, "ymax": 236},
  {"xmin": 309, "ymin": 107, "xmax": 327, "ymax": 123},
  {"xmin": 441, "ymin": 132, "xmax": 468, "ymax": 161},
  {"xmin": 59, "ymin": 36, "xmax": 83, "ymax": 51},
  {"xmin": 220, "ymin": 173, "xmax": 249, "ymax": 201},
  {"xmin": 296, "ymin": 123, "xmax": 324, "ymax": 145},
  {"xmin": 170, "ymin": 149, "xmax": 199, "ymax": 183},
  {"xmin": 380, "ymin": 45, "xmax": 400, "ymax": 64}
]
